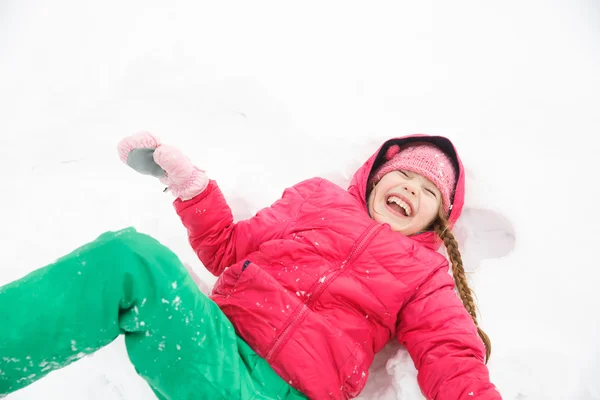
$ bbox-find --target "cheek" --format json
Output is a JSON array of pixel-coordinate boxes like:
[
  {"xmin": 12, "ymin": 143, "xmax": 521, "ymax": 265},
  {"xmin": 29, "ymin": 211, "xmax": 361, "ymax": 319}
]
[
  {"xmin": 370, "ymin": 185, "xmax": 385, "ymax": 206},
  {"xmin": 419, "ymin": 198, "xmax": 439, "ymax": 223},
  {"xmin": 367, "ymin": 190, "xmax": 379, "ymax": 215}
]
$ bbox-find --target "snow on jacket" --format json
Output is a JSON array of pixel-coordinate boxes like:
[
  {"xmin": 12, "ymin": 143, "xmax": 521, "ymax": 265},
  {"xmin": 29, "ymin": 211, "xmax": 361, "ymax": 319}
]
[{"xmin": 174, "ymin": 135, "xmax": 501, "ymax": 400}]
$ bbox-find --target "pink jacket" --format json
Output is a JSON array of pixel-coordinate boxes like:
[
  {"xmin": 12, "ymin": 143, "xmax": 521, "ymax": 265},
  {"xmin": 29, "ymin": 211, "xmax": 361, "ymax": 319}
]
[{"xmin": 174, "ymin": 135, "xmax": 501, "ymax": 399}]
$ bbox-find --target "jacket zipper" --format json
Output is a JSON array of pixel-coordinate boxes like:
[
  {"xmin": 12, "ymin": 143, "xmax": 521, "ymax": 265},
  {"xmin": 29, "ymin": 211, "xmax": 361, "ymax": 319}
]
[{"xmin": 265, "ymin": 224, "xmax": 381, "ymax": 362}]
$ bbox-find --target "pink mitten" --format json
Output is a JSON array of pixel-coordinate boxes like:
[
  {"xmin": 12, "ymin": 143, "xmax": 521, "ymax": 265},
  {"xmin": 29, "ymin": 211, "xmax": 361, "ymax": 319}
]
[
  {"xmin": 153, "ymin": 145, "xmax": 209, "ymax": 201},
  {"xmin": 118, "ymin": 132, "xmax": 209, "ymax": 201},
  {"xmin": 118, "ymin": 131, "xmax": 161, "ymax": 164}
]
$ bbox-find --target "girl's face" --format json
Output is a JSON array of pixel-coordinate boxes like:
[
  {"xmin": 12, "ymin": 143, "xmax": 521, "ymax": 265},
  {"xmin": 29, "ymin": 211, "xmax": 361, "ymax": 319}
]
[{"xmin": 368, "ymin": 170, "xmax": 442, "ymax": 235}]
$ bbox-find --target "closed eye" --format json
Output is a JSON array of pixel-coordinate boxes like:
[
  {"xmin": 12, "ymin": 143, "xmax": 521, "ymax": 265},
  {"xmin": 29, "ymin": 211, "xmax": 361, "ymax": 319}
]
[
  {"xmin": 425, "ymin": 188, "xmax": 437, "ymax": 197},
  {"xmin": 399, "ymin": 170, "xmax": 409, "ymax": 178}
]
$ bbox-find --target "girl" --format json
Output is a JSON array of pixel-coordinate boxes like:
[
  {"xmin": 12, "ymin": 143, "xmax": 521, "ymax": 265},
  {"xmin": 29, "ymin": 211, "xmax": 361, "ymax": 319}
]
[{"xmin": 0, "ymin": 132, "xmax": 501, "ymax": 400}]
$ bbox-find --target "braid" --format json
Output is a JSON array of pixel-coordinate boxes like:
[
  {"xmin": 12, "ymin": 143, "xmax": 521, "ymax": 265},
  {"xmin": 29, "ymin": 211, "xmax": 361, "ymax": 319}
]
[{"xmin": 433, "ymin": 211, "xmax": 492, "ymax": 363}]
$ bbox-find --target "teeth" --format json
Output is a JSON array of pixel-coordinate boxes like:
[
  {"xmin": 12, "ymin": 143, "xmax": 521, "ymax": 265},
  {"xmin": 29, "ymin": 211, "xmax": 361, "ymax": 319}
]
[{"xmin": 387, "ymin": 196, "xmax": 412, "ymax": 216}]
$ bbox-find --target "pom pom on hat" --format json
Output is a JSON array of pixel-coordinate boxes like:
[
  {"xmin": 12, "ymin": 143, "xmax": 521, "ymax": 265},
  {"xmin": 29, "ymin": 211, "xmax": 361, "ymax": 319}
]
[
  {"xmin": 370, "ymin": 142, "xmax": 457, "ymax": 215},
  {"xmin": 385, "ymin": 144, "xmax": 401, "ymax": 160}
]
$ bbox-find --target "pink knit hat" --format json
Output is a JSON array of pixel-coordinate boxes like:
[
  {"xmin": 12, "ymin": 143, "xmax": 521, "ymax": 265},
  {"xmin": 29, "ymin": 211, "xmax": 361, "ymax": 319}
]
[{"xmin": 370, "ymin": 142, "xmax": 457, "ymax": 215}]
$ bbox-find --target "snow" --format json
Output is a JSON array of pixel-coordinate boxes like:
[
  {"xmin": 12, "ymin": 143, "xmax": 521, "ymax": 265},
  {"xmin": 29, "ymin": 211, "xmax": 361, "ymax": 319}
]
[{"xmin": 1, "ymin": 0, "xmax": 599, "ymax": 399}]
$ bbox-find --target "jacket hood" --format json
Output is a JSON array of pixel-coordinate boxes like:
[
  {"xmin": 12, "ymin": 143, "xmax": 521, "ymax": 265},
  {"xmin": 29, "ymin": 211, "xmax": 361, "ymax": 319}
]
[{"xmin": 347, "ymin": 134, "xmax": 465, "ymax": 250}]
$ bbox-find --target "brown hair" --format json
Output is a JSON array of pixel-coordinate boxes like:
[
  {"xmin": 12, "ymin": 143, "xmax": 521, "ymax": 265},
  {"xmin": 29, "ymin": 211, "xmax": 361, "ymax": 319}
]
[{"xmin": 432, "ymin": 208, "xmax": 492, "ymax": 363}]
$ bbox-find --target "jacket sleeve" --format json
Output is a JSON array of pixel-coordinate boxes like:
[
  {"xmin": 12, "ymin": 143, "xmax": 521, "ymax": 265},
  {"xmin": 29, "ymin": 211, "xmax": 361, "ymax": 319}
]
[
  {"xmin": 396, "ymin": 263, "xmax": 502, "ymax": 400},
  {"xmin": 173, "ymin": 177, "xmax": 323, "ymax": 276}
]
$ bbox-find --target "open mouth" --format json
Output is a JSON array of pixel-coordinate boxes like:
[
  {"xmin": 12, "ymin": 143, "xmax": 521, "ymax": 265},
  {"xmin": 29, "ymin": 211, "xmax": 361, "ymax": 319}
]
[{"xmin": 386, "ymin": 194, "xmax": 413, "ymax": 217}]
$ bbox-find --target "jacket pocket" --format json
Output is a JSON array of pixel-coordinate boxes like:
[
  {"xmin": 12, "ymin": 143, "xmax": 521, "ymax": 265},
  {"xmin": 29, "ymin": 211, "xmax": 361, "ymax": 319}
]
[
  {"xmin": 212, "ymin": 259, "xmax": 254, "ymax": 296},
  {"xmin": 211, "ymin": 260, "xmax": 304, "ymax": 358}
]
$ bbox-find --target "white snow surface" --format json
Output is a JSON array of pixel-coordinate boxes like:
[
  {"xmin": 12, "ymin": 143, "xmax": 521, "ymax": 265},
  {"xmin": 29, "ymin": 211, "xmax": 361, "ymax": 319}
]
[{"xmin": 1, "ymin": 1, "xmax": 599, "ymax": 399}]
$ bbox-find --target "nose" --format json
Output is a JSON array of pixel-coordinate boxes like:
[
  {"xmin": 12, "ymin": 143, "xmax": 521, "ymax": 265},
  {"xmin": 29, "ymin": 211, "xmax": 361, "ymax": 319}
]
[{"xmin": 402, "ymin": 183, "xmax": 417, "ymax": 196}]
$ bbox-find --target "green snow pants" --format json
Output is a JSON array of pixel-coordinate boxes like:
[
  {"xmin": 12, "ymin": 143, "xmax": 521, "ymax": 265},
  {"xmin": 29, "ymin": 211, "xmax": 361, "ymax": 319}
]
[{"xmin": 0, "ymin": 227, "xmax": 306, "ymax": 400}]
